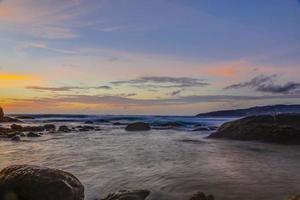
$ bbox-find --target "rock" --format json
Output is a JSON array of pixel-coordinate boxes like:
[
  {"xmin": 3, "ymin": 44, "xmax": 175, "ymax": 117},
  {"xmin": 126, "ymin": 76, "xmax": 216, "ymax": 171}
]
[
  {"xmin": 189, "ymin": 192, "xmax": 214, "ymax": 200},
  {"xmin": 0, "ymin": 165, "xmax": 84, "ymax": 200},
  {"xmin": 59, "ymin": 125, "xmax": 71, "ymax": 132},
  {"xmin": 84, "ymin": 121, "xmax": 94, "ymax": 124},
  {"xmin": 11, "ymin": 135, "xmax": 21, "ymax": 142},
  {"xmin": 22, "ymin": 126, "xmax": 45, "ymax": 132},
  {"xmin": 27, "ymin": 132, "xmax": 42, "ymax": 137},
  {"xmin": 44, "ymin": 124, "xmax": 56, "ymax": 131},
  {"xmin": 1, "ymin": 117, "xmax": 23, "ymax": 123},
  {"xmin": 0, "ymin": 107, "xmax": 4, "ymax": 121},
  {"xmin": 192, "ymin": 127, "xmax": 210, "ymax": 131},
  {"xmin": 11, "ymin": 124, "xmax": 23, "ymax": 131},
  {"xmin": 125, "ymin": 122, "xmax": 151, "ymax": 131},
  {"xmin": 100, "ymin": 190, "xmax": 150, "ymax": 200},
  {"xmin": 208, "ymin": 114, "xmax": 300, "ymax": 144}
]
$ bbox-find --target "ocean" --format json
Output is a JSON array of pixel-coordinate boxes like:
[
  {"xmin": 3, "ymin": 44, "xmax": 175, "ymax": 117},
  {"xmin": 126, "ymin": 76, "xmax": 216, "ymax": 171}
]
[{"xmin": 0, "ymin": 115, "xmax": 300, "ymax": 200}]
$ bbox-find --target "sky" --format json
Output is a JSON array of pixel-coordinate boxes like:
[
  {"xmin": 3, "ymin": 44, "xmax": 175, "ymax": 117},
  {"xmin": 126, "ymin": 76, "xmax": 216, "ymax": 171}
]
[{"xmin": 0, "ymin": 0, "xmax": 300, "ymax": 115}]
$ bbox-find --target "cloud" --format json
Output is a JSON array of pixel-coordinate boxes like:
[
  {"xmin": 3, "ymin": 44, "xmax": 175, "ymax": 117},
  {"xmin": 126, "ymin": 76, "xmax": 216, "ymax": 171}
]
[
  {"xmin": 18, "ymin": 42, "xmax": 77, "ymax": 55},
  {"xmin": 7, "ymin": 94, "xmax": 300, "ymax": 109},
  {"xmin": 26, "ymin": 85, "xmax": 112, "ymax": 91},
  {"xmin": 111, "ymin": 76, "xmax": 208, "ymax": 89},
  {"xmin": 225, "ymin": 74, "xmax": 300, "ymax": 94}
]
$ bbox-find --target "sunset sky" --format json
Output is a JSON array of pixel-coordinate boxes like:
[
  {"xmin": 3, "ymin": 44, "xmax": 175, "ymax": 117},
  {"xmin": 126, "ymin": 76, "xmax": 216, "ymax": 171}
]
[{"xmin": 0, "ymin": 0, "xmax": 300, "ymax": 115}]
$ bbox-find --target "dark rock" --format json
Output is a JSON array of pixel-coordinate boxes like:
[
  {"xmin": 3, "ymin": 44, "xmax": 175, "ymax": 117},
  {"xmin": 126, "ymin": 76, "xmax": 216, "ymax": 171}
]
[
  {"xmin": 44, "ymin": 124, "xmax": 56, "ymax": 131},
  {"xmin": 125, "ymin": 122, "xmax": 151, "ymax": 131},
  {"xmin": 208, "ymin": 114, "xmax": 300, "ymax": 144},
  {"xmin": 179, "ymin": 139, "xmax": 204, "ymax": 144},
  {"xmin": 100, "ymin": 190, "xmax": 150, "ymax": 200},
  {"xmin": 0, "ymin": 165, "xmax": 84, "ymax": 200},
  {"xmin": 112, "ymin": 122, "xmax": 123, "ymax": 125},
  {"xmin": 84, "ymin": 121, "xmax": 94, "ymax": 124},
  {"xmin": 59, "ymin": 126, "xmax": 71, "ymax": 132},
  {"xmin": 11, "ymin": 135, "xmax": 21, "ymax": 142},
  {"xmin": 189, "ymin": 192, "xmax": 214, "ymax": 200},
  {"xmin": 0, "ymin": 107, "xmax": 3, "ymax": 121},
  {"xmin": 27, "ymin": 132, "xmax": 41, "ymax": 137},
  {"xmin": 11, "ymin": 124, "xmax": 23, "ymax": 131}
]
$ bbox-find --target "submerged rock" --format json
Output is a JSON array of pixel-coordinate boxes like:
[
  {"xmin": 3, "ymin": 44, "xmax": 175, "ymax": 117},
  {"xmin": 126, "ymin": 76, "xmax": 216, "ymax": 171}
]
[
  {"xmin": 11, "ymin": 135, "xmax": 21, "ymax": 141},
  {"xmin": 189, "ymin": 192, "xmax": 214, "ymax": 200},
  {"xmin": 85, "ymin": 121, "xmax": 94, "ymax": 124},
  {"xmin": 27, "ymin": 132, "xmax": 42, "ymax": 137},
  {"xmin": 125, "ymin": 122, "xmax": 151, "ymax": 131},
  {"xmin": 209, "ymin": 114, "xmax": 300, "ymax": 144},
  {"xmin": 100, "ymin": 190, "xmax": 150, "ymax": 200},
  {"xmin": 0, "ymin": 165, "xmax": 84, "ymax": 200}
]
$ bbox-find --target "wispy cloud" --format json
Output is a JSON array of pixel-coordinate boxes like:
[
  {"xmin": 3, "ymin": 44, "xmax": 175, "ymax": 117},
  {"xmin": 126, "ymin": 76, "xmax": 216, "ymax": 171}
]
[
  {"xmin": 225, "ymin": 74, "xmax": 300, "ymax": 94},
  {"xmin": 111, "ymin": 76, "xmax": 208, "ymax": 89},
  {"xmin": 26, "ymin": 85, "xmax": 112, "ymax": 92},
  {"xmin": 18, "ymin": 42, "xmax": 77, "ymax": 54}
]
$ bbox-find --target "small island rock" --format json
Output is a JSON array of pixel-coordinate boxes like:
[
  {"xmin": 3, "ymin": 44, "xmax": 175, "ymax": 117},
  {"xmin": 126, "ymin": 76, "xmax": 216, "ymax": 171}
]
[{"xmin": 125, "ymin": 122, "xmax": 151, "ymax": 131}]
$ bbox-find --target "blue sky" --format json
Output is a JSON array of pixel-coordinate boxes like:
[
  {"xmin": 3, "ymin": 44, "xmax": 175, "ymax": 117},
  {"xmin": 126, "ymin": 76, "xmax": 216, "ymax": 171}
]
[{"xmin": 0, "ymin": 0, "xmax": 299, "ymax": 114}]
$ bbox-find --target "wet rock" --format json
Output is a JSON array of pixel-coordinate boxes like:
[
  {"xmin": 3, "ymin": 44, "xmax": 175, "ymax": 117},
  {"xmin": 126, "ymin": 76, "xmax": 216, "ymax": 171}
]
[
  {"xmin": 85, "ymin": 121, "xmax": 94, "ymax": 124},
  {"xmin": 0, "ymin": 165, "xmax": 84, "ymax": 200},
  {"xmin": 189, "ymin": 192, "xmax": 215, "ymax": 200},
  {"xmin": 179, "ymin": 139, "xmax": 204, "ymax": 144},
  {"xmin": 27, "ymin": 132, "xmax": 42, "ymax": 137},
  {"xmin": 100, "ymin": 190, "xmax": 150, "ymax": 200},
  {"xmin": 11, "ymin": 135, "xmax": 21, "ymax": 142},
  {"xmin": 125, "ymin": 122, "xmax": 151, "ymax": 131},
  {"xmin": 59, "ymin": 125, "xmax": 71, "ymax": 132},
  {"xmin": 11, "ymin": 124, "xmax": 23, "ymax": 131},
  {"xmin": 208, "ymin": 114, "xmax": 300, "ymax": 144},
  {"xmin": 1, "ymin": 117, "xmax": 23, "ymax": 123},
  {"xmin": 44, "ymin": 124, "xmax": 56, "ymax": 131}
]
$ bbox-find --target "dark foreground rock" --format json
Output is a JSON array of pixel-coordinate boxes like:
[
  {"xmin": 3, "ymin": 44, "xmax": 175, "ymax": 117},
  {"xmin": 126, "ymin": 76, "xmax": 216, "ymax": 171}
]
[
  {"xmin": 287, "ymin": 195, "xmax": 300, "ymax": 200},
  {"xmin": 209, "ymin": 114, "xmax": 300, "ymax": 144},
  {"xmin": 189, "ymin": 192, "xmax": 214, "ymax": 200},
  {"xmin": 125, "ymin": 122, "xmax": 151, "ymax": 131},
  {"xmin": 0, "ymin": 165, "xmax": 84, "ymax": 200},
  {"xmin": 100, "ymin": 190, "xmax": 150, "ymax": 200}
]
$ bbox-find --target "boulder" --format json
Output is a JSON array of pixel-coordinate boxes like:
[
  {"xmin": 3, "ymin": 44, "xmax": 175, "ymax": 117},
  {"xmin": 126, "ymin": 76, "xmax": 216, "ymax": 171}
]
[
  {"xmin": 0, "ymin": 107, "xmax": 4, "ymax": 121},
  {"xmin": 125, "ymin": 122, "xmax": 151, "ymax": 131},
  {"xmin": 84, "ymin": 121, "xmax": 94, "ymax": 124},
  {"xmin": 0, "ymin": 165, "xmax": 84, "ymax": 200},
  {"xmin": 208, "ymin": 114, "xmax": 300, "ymax": 144},
  {"xmin": 189, "ymin": 192, "xmax": 215, "ymax": 200},
  {"xmin": 100, "ymin": 190, "xmax": 150, "ymax": 200}
]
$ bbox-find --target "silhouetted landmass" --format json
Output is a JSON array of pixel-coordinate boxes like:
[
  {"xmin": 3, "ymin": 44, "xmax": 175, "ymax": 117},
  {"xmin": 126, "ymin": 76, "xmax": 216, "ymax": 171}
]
[{"xmin": 196, "ymin": 104, "xmax": 300, "ymax": 117}]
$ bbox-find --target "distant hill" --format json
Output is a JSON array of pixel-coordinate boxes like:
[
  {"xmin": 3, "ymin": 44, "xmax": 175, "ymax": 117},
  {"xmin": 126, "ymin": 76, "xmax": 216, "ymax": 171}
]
[{"xmin": 196, "ymin": 104, "xmax": 300, "ymax": 117}]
